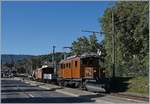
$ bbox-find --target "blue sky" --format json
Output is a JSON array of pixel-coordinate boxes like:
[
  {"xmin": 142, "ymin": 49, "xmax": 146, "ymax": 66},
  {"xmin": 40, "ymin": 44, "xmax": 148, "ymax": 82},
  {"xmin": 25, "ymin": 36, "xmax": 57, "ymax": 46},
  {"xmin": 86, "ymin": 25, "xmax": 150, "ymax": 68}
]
[{"xmin": 2, "ymin": 1, "xmax": 113, "ymax": 55}]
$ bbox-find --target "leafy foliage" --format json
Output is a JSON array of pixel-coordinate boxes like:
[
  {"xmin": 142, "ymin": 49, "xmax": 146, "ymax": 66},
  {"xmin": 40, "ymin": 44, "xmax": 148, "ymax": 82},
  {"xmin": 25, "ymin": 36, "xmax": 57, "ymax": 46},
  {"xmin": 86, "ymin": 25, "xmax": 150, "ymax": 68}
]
[
  {"xmin": 100, "ymin": 1, "xmax": 149, "ymax": 76},
  {"xmin": 71, "ymin": 34, "xmax": 101, "ymax": 55},
  {"xmin": 71, "ymin": 34, "xmax": 107, "ymax": 70}
]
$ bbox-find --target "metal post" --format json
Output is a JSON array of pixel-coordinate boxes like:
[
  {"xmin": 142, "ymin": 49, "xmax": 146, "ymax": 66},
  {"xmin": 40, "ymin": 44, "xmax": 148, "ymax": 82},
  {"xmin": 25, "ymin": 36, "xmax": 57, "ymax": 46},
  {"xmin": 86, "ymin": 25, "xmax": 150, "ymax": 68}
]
[
  {"xmin": 112, "ymin": 9, "xmax": 115, "ymax": 78},
  {"xmin": 64, "ymin": 52, "xmax": 66, "ymax": 60},
  {"xmin": 52, "ymin": 46, "xmax": 56, "ymax": 74}
]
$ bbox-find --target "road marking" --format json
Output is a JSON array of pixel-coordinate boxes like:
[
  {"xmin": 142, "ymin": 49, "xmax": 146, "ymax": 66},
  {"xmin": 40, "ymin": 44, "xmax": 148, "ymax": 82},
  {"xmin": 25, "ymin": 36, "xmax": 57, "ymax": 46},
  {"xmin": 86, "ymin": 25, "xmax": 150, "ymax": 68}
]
[{"xmin": 28, "ymin": 93, "xmax": 34, "ymax": 98}]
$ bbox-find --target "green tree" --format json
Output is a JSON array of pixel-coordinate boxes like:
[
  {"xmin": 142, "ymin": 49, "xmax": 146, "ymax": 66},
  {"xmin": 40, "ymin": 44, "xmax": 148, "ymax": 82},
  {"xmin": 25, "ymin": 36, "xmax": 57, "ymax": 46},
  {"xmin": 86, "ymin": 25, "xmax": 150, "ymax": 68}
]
[
  {"xmin": 71, "ymin": 34, "xmax": 101, "ymax": 55},
  {"xmin": 71, "ymin": 36, "xmax": 90, "ymax": 55},
  {"xmin": 100, "ymin": 1, "xmax": 149, "ymax": 76}
]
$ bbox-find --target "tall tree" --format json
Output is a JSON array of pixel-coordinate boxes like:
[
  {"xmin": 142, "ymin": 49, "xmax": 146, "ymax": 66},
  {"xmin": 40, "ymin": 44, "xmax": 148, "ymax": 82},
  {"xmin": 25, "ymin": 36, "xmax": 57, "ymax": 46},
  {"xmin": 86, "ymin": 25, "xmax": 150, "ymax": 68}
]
[
  {"xmin": 71, "ymin": 36, "xmax": 90, "ymax": 55},
  {"xmin": 100, "ymin": 1, "xmax": 149, "ymax": 76},
  {"xmin": 71, "ymin": 34, "xmax": 101, "ymax": 55}
]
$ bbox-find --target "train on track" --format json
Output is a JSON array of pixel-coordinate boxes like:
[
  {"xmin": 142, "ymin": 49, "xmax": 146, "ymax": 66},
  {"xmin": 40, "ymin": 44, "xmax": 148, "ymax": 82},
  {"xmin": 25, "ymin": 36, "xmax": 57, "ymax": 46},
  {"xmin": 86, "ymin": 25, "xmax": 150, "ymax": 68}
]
[
  {"xmin": 32, "ymin": 65, "xmax": 57, "ymax": 82},
  {"xmin": 32, "ymin": 52, "xmax": 110, "ymax": 93}
]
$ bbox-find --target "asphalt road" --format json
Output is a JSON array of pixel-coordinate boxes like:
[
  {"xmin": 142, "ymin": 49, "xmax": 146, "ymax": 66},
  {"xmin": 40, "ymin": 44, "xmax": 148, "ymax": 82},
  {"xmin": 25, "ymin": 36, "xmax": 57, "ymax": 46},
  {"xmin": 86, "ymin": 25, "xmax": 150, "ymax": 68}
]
[
  {"xmin": 1, "ymin": 78, "xmax": 95, "ymax": 103},
  {"xmin": 1, "ymin": 78, "xmax": 148, "ymax": 104}
]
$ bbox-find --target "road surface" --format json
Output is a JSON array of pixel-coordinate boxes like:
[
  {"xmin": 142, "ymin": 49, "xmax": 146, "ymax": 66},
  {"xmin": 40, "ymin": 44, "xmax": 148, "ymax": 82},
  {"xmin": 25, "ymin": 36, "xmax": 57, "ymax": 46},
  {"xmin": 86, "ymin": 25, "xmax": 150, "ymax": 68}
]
[
  {"xmin": 1, "ymin": 78, "xmax": 148, "ymax": 104},
  {"xmin": 1, "ymin": 78, "xmax": 94, "ymax": 103}
]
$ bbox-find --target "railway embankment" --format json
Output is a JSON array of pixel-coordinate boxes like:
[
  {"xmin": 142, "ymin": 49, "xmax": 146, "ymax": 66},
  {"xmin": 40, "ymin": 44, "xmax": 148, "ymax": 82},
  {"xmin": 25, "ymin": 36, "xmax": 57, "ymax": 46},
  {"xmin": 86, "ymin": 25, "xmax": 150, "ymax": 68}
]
[{"xmin": 110, "ymin": 76, "xmax": 149, "ymax": 97}]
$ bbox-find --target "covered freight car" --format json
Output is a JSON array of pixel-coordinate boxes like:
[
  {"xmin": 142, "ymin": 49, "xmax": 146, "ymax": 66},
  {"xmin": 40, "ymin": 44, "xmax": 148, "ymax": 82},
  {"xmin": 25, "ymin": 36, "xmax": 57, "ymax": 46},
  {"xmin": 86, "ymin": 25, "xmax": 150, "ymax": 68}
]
[{"xmin": 32, "ymin": 65, "xmax": 56, "ymax": 82}]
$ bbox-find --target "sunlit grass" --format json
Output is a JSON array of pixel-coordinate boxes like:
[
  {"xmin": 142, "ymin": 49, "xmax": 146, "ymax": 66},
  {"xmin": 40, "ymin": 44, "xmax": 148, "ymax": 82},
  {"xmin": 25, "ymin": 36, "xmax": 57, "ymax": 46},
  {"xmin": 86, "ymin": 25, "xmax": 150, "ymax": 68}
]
[{"xmin": 127, "ymin": 76, "xmax": 149, "ymax": 96}]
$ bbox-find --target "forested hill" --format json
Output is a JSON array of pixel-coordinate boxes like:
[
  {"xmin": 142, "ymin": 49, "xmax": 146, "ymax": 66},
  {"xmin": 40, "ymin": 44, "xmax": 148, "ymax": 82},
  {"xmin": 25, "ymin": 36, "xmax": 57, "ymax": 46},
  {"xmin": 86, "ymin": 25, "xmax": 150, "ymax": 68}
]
[
  {"xmin": 1, "ymin": 52, "xmax": 66, "ymax": 65},
  {"xmin": 1, "ymin": 54, "xmax": 34, "ymax": 64}
]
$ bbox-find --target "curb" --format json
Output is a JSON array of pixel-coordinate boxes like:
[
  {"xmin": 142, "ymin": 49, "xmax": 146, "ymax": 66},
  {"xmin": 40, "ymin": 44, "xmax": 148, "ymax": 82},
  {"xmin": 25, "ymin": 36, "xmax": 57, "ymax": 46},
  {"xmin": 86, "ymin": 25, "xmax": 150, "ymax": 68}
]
[
  {"xmin": 39, "ymin": 86, "xmax": 52, "ymax": 90},
  {"xmin": 56, "ymin": 89, "xmax": 79, "ymax": 97}
]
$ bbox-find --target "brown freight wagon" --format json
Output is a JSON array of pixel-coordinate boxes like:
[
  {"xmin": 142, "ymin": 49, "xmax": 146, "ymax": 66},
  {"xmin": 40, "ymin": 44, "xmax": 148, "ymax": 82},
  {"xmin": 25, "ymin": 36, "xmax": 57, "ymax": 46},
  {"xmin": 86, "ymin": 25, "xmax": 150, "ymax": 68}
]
[
  {"xmin": 33, "ymin": 66, "xmax": 56, "ymax": 82},
  {"xmin": 57, "ymin": 53, "xmax": 109, "ymax": 92},
  {"xmin": 34, "ymin": 68, "xmax": 43, "ymax": 81}
]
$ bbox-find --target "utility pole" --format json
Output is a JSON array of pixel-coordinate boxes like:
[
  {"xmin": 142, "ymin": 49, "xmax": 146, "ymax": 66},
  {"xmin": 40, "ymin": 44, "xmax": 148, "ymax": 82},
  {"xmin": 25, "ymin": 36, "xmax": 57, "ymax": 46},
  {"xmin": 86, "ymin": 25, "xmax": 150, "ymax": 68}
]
[
  {"xmin": 112, "ymin": 9, "xmax": 115, "ymax": 78},
  {"xmin": 10, "ymin": 55, "xmax": 15, "ymax": 75},
  {"xmin": 52, "ymin": 46, "xmax": 56, "ymax": 74},
  {"xmin": 110, "ymin": 10, "xmax": 148, "ymax": 78}
]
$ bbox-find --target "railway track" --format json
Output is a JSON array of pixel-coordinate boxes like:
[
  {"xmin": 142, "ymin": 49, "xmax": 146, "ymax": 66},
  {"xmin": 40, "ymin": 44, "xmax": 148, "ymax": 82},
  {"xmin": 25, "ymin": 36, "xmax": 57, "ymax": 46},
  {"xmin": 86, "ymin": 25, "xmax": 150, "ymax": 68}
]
[
  {"xmin": 64, "ymin": 84, "xmax": 149, "ymax": 102},
  {"xmin": 110, "ymin": 93, "xmax": 149, "ymax": 101},
  {"xmin": 60, "ymin": 83, "xmax": 149, "ymax": 102}
]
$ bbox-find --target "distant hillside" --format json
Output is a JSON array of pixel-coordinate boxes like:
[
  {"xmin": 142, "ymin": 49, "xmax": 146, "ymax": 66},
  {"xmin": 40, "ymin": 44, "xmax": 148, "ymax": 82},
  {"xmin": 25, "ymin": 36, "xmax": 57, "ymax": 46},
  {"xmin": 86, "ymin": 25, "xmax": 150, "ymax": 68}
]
[
  {"xmin": 1, "ymin": 52, "xmax": 70, "ymax": 65},
  {"xmin": 1, "ymin": 54, "xmax": 34, "ymax": 64}
]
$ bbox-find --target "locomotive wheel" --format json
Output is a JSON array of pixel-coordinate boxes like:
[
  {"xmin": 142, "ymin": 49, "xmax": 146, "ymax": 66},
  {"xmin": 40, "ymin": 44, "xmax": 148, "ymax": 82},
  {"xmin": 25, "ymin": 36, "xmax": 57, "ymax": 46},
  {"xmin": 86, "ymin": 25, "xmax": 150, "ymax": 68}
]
[
  {"xmin": 74, "ymin": 82, "xmax": 79, "ymax": 88},
  {"xmin": 69, "ymin": 83, "xmax": 75, "ymax": 88},
  {"xmin": 58, "ymin": 82, "xmax": 62, "ymax": 86},
  {"xmin": 57, "ymin": 80, "xmax": 63, "ymax": 86},
  {"xmin": 82, "ymin": 82, "xmax": 87, "ymax": 90},
  {"xmin": 64, "ymin": 81, "xmax": 68, "ymax": 87},
  {"xmin": 77, "ymin": 82, "xmax": 83, "ymax": 90}
]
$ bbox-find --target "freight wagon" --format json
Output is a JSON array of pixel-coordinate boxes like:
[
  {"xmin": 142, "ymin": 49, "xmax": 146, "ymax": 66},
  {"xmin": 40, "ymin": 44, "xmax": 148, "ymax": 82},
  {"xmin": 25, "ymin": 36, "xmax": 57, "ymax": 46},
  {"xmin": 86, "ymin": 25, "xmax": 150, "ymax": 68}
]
[{"xmin": 32, "ymin": 65, "xmax": 56, "ymax": 82}]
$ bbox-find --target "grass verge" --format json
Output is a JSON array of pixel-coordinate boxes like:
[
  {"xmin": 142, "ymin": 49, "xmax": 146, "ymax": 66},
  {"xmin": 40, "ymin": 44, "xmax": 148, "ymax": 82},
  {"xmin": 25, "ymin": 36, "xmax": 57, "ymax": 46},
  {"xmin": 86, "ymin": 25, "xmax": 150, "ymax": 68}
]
[{"xmin": 127, "ymin": 76, "xmax": 149, "ymax": 96}]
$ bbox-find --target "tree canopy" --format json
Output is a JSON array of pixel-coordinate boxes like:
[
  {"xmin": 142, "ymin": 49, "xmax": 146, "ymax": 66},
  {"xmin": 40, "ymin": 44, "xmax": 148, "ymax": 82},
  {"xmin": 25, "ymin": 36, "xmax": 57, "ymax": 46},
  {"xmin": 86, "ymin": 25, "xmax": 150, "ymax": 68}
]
[
  {"xmin": 71, "ymin": 34, "xmax": 101, "ymax": 55},
  {"xmin": 100, "ymin": 1, "xmax": 149, "ymax": 76}
]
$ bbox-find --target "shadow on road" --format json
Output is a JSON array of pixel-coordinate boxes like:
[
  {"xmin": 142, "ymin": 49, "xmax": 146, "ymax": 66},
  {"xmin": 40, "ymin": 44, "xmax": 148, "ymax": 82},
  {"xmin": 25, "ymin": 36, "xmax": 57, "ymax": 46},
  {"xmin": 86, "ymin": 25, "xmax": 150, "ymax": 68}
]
[
  {"xmin": 1, "ymin": 85, "xmax": 38, "ymax": 87},
  {"xmin": 1, "ymin": 96, "xmax": 96, "ymax": 103},
  {"xmin": 1, "ymin": 89, "xmax": 106, "ymax": 103},
  {"xmin": 1, "ymin": 88, "xmax": 56, "ymax": 92},
  {"xmin": 110, "ymin": 77, "xmax": 133, "ymax": 93}
]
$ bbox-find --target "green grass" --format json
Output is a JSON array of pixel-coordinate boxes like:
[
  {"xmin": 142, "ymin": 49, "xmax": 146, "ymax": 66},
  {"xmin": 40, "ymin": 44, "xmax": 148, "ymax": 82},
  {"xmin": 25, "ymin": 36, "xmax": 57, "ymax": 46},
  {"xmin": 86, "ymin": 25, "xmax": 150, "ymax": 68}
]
[{"xmin": 127, "ymin": 76, "xmax": 149, "ymax": 96}]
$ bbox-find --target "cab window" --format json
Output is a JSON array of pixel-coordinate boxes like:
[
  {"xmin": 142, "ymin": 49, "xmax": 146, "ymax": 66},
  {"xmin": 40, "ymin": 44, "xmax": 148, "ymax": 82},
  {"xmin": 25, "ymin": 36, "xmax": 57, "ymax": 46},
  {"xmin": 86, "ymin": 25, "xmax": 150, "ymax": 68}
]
[
  {"xmin": 61, "ymin": 64, "xmax": 63, "ymax": 69},
  {"xmin": 75, "ymin": 61, "xmax": 78, "ymax": 68},
  {"xmin": 66, "ymin": 63, "xmax": 68, "ymax": 68},
  {"xmin": 69, "ymin": 63, "xmax": 71, "ymax": 68},
  {"xmin": 63, "ymin": 64, "xmax": 65, "ymax": 69}
]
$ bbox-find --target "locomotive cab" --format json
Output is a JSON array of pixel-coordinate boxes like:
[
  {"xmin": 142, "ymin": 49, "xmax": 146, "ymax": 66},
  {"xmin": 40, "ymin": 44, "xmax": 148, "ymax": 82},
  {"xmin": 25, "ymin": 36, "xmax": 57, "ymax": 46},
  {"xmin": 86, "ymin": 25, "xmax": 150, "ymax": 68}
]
[
  {"xmin": 80, "ymin": 53, "xmax": 105, "ymax": 80},
  {"xmin": 81, "ymin": 57, "xmax": 98, "ymax": 79},
  {"xmin": 80, "ymin": 53, "xmax": 110, "ymax": 92}
]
